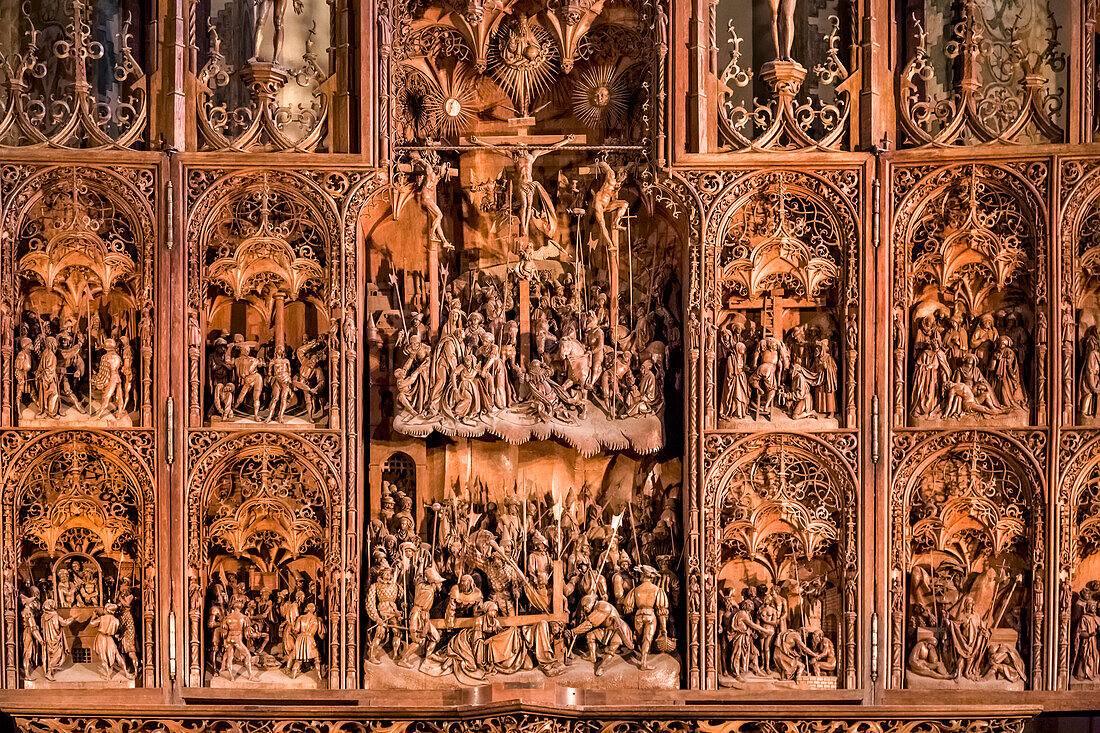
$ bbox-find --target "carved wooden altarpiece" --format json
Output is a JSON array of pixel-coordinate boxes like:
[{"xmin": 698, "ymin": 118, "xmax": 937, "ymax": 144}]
[{"xmin": 2, "ymin": 0, "xmax": 1100, "ymax": 729}]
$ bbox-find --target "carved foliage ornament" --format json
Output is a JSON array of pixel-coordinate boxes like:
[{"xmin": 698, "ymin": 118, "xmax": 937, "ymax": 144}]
[
  {"xmin": 0, "ymin": 0, "xmax": 146, "ymax": 149},
  {"xmin": 899, "ymin": 0, "xmax": 1065, "ymax": 146}
]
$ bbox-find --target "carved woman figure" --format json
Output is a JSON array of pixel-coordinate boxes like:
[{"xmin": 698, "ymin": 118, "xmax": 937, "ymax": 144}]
[
  {"xmin": 789, "ymin": 358, "xmax": 822, "ymax": 420},
  {"xmin": 719, "ymin": 329, "xmax": 749, "ymax": 420},
  {"xmin": 1073, "ymin": 600, "xmax": 1100, "ymax": 681},
  {"xmin": 445, "ymin": 353, "xmax": 483, "ymax": 424},
  {"xmin": 911, "ymin": 338, "xmax": 951, "ymax": 416},
  {"xmin": 970, "ymin": 313, "xmax": 999, "ymax": 368},
  {"xmin": 989, "ymin": 335, "xmax": 1027, "ymax": 410},
  {"xmin": 813, "ymin": 338, "xmax": 838, "ymax": 417},
  {"xmin": 478, "ymin": 340, "xmax": 509, "ymax": 414},
  {"xmin": 1080, "ymin": 328, "xmax": 1100, "ymax": 418}
]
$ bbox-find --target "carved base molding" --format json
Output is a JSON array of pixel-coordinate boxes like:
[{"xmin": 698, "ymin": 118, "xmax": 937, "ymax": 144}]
[{"xmin": 11, "ymin": 713, "xmax": 1036, "ymax": 733}]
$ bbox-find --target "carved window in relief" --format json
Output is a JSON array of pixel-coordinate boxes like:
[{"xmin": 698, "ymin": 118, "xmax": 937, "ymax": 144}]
[
  {"xmin": 710, "ymin": 171, "xmax": 859, "ymax": 429},
  {"xmin": 897, "ymin": 0, "xmax": 1066, "ymax": 147},
  {"xmin": 186, "ymin": 171, "xmax": 336, "ymax": 429},
  {"xmin": 384, "ymin": 0, "xmax": 660, "ymax": 147},
  {"xmin": 186, "ymin": 434, "xmax": 337, "ymax": 689},
  {"xmin": 891, "ymin": 436, "xmax": 1043, "ymax": 690},
  {"xmin": 702, "ymin": 434, "xmax": 857, "ymax": 690},
  {"xmin": 891, "ymin": 163, "xmax": 1047, "ymax": 428},
  {"xmin": 714, "ymin": 0, "xmax": 856, "ymax": 151},
  {"xmin": 195, "ymin": 0, "xmax": 333, "ymax": 151},
  {"xmin": 3, "ymin": 434, "xmax": 155, "ymax": 688},
  {"xmin": 2, "ymin": 166, "xmax": 156, "ymax": 429},
  {"xmin": 0, "ymin": 0, "xmax": 147, "ymax": 148}
]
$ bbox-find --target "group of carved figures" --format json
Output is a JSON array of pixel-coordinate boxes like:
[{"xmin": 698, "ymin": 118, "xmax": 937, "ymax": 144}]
[
  {"xmin": 203, "ymin": 572, "xmax": 326, "ymax": 682},
  {"xmin": 718, "ymin": 318, "xmax": 838, "ymax": 422},
  {"xmin": 13, "ymin": 309, "xmax": 144, "ymax": 421},
  {"xmin": 364, "ymin": 476, "xmax": 680, "ymax": 680},
  {"xmin": 908, "ymin": 310, "xmax": 1031, "ymax": 420},
  {"xmin": 393, "ymin": 266, "xmax": 680, "ymax": 425},
  {"xmin": 906, "ymin": 567, "xmax": 1028, "ymax": 684},
  {"xmin": 718, "ymin": 581, "xmax": 836, "ymax": 683},
  {"xmin": 19, "ymin": 558, "xmax": 139, "ymax": 683},
  {"xmin": 204, "ymin": 328, "xmax": 329, "ymax": 423}
]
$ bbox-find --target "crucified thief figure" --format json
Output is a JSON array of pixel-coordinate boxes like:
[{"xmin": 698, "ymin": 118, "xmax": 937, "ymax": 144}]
[
  {"xmin": 769, "ymin": 0, "xmax": 797, "ymax": 61},
  {"xmin": 253, "ymin": 0, "xmax": 304, "ymax": 66}
]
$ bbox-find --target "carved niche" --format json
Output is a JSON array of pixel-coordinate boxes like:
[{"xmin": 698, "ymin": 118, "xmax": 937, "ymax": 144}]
[
  {"xmin": 1056, "ymin": 432, "xmax": 1100, "ymax": 689},
  {"xmin": 0, "ymin": 0, "xmax": 148, "ymax": 149},
  {"xmin": 705, "ymin": 170, "xmax": 860, "ymax": 430},
  {"xmin": 186, "ymin": 169, "xmax": 346, "ymax": 430},
  {"xmin": 1, "ymin": 165, "xmax": 157, "ymax": 429},
  {"xmin": 891, "ymin": 163, "xmax": 1047, "ymax": 429},
  {"xmin": 701, "ymin": 432, "xmax": 858, "ymax": 692},
  {"xmin": 1058, "ymin": 159, "xmax": 1100, "ymax": 425},
  {"xmin": 183, "ymin": 167, "xmax": 363, "ymax": 690},
  {"xmin": 192, "ymin": 0, "xmax": 344, "ymax": 152},
  {"xmin": 896, "ymin": 0, "xmax": 1066, "ymax": 147},
  {"xmin": 184, "ymin": 430, "xmax": 345, "ymax": 689},
  {"xmin": 889, "ymin": 431, "xmax": 1046, "ymax": 690},
  {"xmin": 1, "ymin": 430, "xmax": 157, "ymax": 689},
  {"xmin": 713, "ymin": 0, "xmax": 857, "ymax": 152}
]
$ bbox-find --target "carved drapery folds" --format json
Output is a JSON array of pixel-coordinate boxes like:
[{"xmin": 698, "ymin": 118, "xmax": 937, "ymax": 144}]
[
  {"xmin": 715, "ymin": 5, "xmax": 856, "ymax": 152},
  {"xmin": 708, "ymin": 170, "xmax": 859, "ymax": 430},
  {"xmin": 891, "ymin": 163, "xmax": 1047, "ymax": 428},
  {"xmin": 897, "ymin": 0, "xmax": 1065, "ymax": 147},
  {"xmin": 184, "ymin": 430, "xmax": 345, "ymax": 689},
  {"xmin": 1, "ymin": 165, "xmax": 157, "ymax": 429},
  {"xmin": 701, "ymin": 432, "xmax": 858, "ymax": 691},
  {"xmin": 0, "ymin": 430, "xmax": 156, "ymax": 689},
  {"xmin": 0, "ymin": 0, "xmax": 148, "ymax": 149},
  {"xmin": 889, "ymin": 431, "xmax": 1046, "ymax": 690}
]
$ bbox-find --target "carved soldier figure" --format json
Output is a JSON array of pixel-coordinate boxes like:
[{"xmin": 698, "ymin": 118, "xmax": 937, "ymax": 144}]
[
  {"xmin": 908, "ymin": 636, "xmax": 952, "ymax": 680},
  {"xmin": 90, "ymin": 604, "xmax": 130, "ymax": 680},
  {"xmin": 232, "ymin": 343, "xmax": 265, "ymax": 420},
  {"xmin": 115, "ymin": 583, "xmax": 140, "ymax": 676},
  {"xmin": 989, "ymin": 335, "xmax": 1027, "ymax": 409},
  {"xmin": 220, "ymin": 598, "xmax": 255, "ymax": 680},
  {"xmin": 399, "ymin": 566, "xmax": 444, "ymax": 667},
  {"xmin": 36, "ymin": 335, "xmax": 62, "ymax": 417},
  {"xmin": 568, "ymin": 594, "xmax": 634, "ymax": 676},
  {"xmin": 91, "ymin": 338, "xmax": 125, "ymax": 418},
  {"xmin": 20, "ymin": 588, "xmax": 43, "ymax": 679},
  {"xmin": 621, "ymin": 565, "xmax": 669, "ymax": 671},
  {"xmin": 288, "ymin": 603, "xmax": 324, "ymax": 678},
  {"xmin": 365, "ymin": 566, "xmax": 402, "ymax": 663}
]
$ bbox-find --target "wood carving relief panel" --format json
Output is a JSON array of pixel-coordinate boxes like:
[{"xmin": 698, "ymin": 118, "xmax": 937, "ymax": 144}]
[{"xmin": 183, "ymin": 166, "xmax": 363, "ymax": 690}]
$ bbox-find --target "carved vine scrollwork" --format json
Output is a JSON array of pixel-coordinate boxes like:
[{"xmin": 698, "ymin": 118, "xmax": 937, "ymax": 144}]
[
  {"xmin": 898, "ymin": 0, "xmax": 1065, "ymax": 147},
  {"xmin": 889, "ymin": 430, "xmax": 1046, "ymax": 690},
  {"xmin": 10, "ymin": 715, "xmax": 1036, "ymax": 733},
  {"xmin": 0, "ymin": 0, "xmax": 147, "ymax": 149},
  {"xmin": 718, "ymin": 15, "xmax": 854, "ymax": 152}
]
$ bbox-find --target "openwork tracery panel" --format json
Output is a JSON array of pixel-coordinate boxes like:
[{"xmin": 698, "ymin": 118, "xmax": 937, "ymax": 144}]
[
  {"xmin": 888, "ymin": 430, "xmax": 1046, "ymax": 690},
  {"xmin": 0, "ymin": 429, "xmax": 156, "ymax": 689},
  {"xmin": 699, "ymin": 432, "xmax": 858, "ymax": 692},
  {"xmin": 890, "ymin": 162, "xmax": 1048, "ymax": 429}
]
